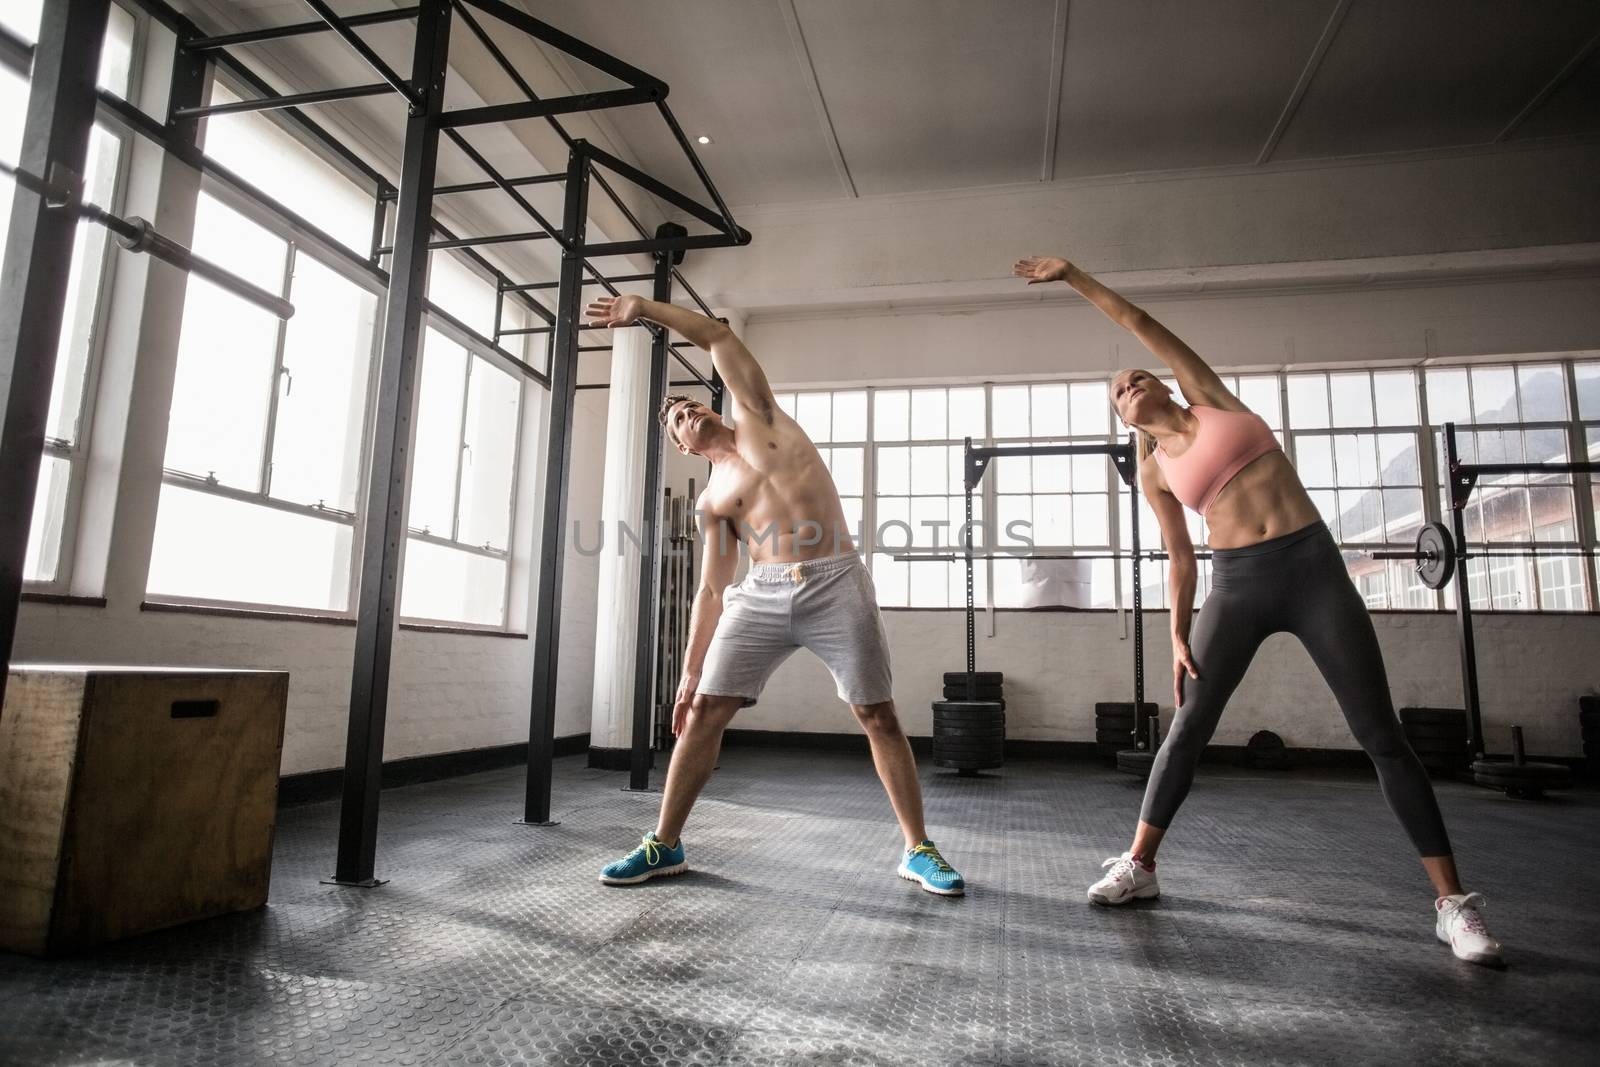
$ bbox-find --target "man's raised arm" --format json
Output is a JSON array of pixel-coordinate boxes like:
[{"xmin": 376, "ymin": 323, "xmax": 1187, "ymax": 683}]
[{"xmin": 586, "ymin": 295, "xmax": 777, "ymax": 424}]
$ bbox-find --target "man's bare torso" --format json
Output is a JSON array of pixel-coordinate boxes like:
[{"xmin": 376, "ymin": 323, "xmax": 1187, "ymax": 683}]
[{"xmin": 700, "ymin": 401, "xmax": 854, "ymax": 564}]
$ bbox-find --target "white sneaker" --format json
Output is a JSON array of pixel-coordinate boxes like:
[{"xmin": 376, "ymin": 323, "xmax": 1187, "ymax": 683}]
[
  {"xmin": 1435, "ymin": 892, "xmax": 1504, "ymax": 967},
  {"xmin": 1087, "ymin": 851, "xmax": 1160, "ymax": 906}
]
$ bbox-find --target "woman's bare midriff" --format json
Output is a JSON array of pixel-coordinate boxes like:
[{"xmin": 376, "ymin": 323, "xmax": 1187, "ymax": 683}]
[{"xmin": 1200, "ymin": 451, "xmax": 1324, "ymax": 549}]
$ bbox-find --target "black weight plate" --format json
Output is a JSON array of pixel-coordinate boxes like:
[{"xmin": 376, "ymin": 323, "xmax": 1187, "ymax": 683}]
[
  {"xmin": 931, "ymin": 700, "xmax": 1003, "ymax": 712},
  {"xmin": 1402, "ymin": 723, "xmax": 1468, "ymax": 739},
  {"xmin": 933, "ymin": 727, "xmax": 1006, "ymax": 740},
  {"xmin": 1116, "ymin": 750, "xmax": 1156, "ymax": 777},
  {"xmin": 934, "ymin": 758, "xmax": 1003, "ymax": 771},
  {"xmin": 1399, "ymin": 707, "xmax": 1466, "ymax": 725},
  {"xmin": 933, "ymin": 707, "xmax": 1005, "ymax": 723},
  {"xmin": 1472, "ymin": 759, "xmax": 1572, "ymax": 789},
  {"xmin": 943, "ymin": 671, "xmax": 1003, "ymax": 686},
  {"xmin": 1096, "ymin": 729, "xmax": 1137, "ymax": 743},
  {"xmin": 943, "ymin": 686, "xmax": 1004, "ymax": 701},
  {"xmin": 1415, "ymin": 522, "xmax": 1455, "ymax": 590},
  {"xmin": 1578, "ymin": 695, "xmax": 1599, "ymax": 715}
]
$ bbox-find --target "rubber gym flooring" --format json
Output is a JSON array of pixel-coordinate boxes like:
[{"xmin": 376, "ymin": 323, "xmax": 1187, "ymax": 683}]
[{"xmin": 0, "ymin": 748, "xmax": 1593, "ymax": 1065}]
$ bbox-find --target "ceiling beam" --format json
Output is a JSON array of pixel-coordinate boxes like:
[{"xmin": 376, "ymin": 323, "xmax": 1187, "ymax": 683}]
[
  {"xmin": 1496, "ymin": 25, "xmax": 1600, "ymax": 142},
  {"xmin": 1040, "ymin": 0, "xmax": 1069, "ymax": 182},
  {"xmin": 1256, "ymin": 0, "xmax": 1352, "ymax": 166},
  {"xmin": 779, "ymin": 0, "xmax": 857, "ymax": 198}
]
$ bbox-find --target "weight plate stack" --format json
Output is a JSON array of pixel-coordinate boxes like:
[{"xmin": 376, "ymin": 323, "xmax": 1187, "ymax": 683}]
[
  {"xmin": 1399, "ymin": 707, "xmax": 1470, "ymax": 776},
  {"xmin": 1115, "ymin": 748, "xmax": 1155, "ymax": 778},
  {"xmin": 942, "ymin": 670, "xmax": 1004, "ymax": 714},
  {"xmin": 1472, "ymin": 756, "xmax": 1572, "ymax": 799},
  {"xmin": 1095, "ymin": 702, "xmax": 1157, "ymax": 754},
  {"xmin": 932, "ymin": 699, "xmax": 1005, "ymax": 774},
  {"xmin": 1582, "ymin": 698, "xmax": 1599, "ymax": 778}
]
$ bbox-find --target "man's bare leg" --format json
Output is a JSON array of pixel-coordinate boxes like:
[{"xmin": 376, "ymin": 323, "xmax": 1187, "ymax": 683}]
[
  {"xmin": 654, "ymin": 694, "xmax": 743, "ymax": 846},
  {"xmin": 852, "ymin": 700, "xmax": 928, "ymax": 849}
]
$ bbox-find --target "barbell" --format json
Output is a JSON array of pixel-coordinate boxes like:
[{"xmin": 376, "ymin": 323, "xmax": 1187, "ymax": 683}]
[{"xmin": 894, "ymin": 521, "xmax": 1598, "ymax": 592}]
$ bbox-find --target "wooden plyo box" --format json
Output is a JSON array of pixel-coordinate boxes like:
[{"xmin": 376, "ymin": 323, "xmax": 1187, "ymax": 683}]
[{"xmin": 0, "ymin": 666, "xmax": 288, "ymax": 956}]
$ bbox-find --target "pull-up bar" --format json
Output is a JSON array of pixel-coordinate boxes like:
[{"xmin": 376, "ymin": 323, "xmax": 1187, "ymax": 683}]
[{"xmin": 0, "ymin": 158, "xmax": 295, "ymax": 319}]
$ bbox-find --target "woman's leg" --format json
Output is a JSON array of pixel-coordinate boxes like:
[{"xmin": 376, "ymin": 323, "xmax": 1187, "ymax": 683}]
[
  {"xmin": 1135, "ymin": 588, "xmax": 1272, "ymax": 860},
  {"xmin": 1288, "ymin": 561, "xmax": 1458, "ymax": 891}
]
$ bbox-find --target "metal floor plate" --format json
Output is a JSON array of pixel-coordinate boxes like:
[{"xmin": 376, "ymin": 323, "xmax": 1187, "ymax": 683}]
[{"xmin": 2, "ymin": 751, "xmax": 1595, "ymax": 1065}]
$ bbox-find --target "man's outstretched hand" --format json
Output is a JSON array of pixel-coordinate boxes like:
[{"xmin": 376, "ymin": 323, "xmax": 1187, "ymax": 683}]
[
  {"xmin": 585, "ymin": 294, "xmax": 644, "ymax": 328},
  {"xmin": 1012, "ymin": 255, "xmax": 1073, "ymax": 285}
]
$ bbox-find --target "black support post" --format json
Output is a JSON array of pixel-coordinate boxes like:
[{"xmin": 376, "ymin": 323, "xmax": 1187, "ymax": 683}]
[
  {"xmin": 0, "ymin": 0, "xmax": 111, "ymax": 713},
  {"xmin": 1444, "ymin": 423, "xmax": 1486, "ymax": 759},
  {"xmin": 524, "ymin": 145, "xmax": 592, "ymax": 825},
  {"xmin": 627, "ymin": 234, "xmax": 675, "ymax": 791},
  {"xmin": 331, "ymin": 0, "xmax": 452, "ymax": 887}
]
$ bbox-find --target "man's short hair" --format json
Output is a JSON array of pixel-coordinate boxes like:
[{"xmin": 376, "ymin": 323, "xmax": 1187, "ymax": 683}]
[{"xmin": 658, "ymin": 393, "xmax": 693, "ymax": 450}]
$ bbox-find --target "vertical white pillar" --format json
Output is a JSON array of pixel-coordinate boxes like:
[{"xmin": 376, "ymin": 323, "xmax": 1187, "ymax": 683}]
[{"xmin": 588, "ymin": 327, "xmax": 653, "ymax": 761}]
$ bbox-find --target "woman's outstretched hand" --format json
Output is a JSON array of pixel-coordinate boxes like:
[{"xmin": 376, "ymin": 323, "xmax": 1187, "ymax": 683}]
[
  {"xmin": 1012, "ymin": 255, "xmax": 1073, "ymax": 285},
  {"xmin": 585, "ymin": 293, "xmax": 643, "ymax": 328}
]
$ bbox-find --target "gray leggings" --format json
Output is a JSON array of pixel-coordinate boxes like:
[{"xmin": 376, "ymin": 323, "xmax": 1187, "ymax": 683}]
[{"xmin": 1140, "ymin": 522, "xmax": 1452, "ymax": 857}]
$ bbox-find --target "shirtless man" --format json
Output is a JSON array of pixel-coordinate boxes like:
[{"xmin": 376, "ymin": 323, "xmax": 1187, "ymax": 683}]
[{"xmin": 586, "ymin": 294, "xmax": 965, "ymax": 896}]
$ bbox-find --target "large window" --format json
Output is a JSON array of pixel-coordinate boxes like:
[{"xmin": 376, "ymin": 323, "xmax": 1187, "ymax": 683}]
[
  {"xmin": 775, "ymin": 361, "xmax": 1597, "ymax": 614},
  {"xmin": 1426, "ymin": 362, "xmax": 1587, "ymax": 611},
  {"xmin": 398, "ymin": 324, "xmax": 523, "ymax": 628},
  {"xmin": 148, "ymin": 192, "xmax": 378, "ymax": 612},
  {"xmin": 8, "ymin": 5, "xmax": 137, "ymax": 587},
  {"xmin": 1287, "ymin": 370, "xmax": 1432, "ymax": 610}
]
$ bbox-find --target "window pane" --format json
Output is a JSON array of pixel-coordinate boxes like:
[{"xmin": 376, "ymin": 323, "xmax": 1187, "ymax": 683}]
[
  {"xmin": 269, "ymin": 255, "xmax": 376, "ymax": 511},
  {"xmin": 993, "ymin": 455, "xmax": 1029, "ymax": 493},
  {"xmin": 1329, "ymin": 373, "xmax": 1373, "ymax": 427},
  {"xmin": 1529, "ymin": 486, "xmax": 1575, "ymax": 542},
  {"xmin": 829, "ymin": 446, "xmax": 863, "ymax": 496},
  {"xmin": 795, "ymin": 392, "xmax": 830, "ymax": 441},
  {"xmin": 148, "ymin": 485, "xmax": 352, "ymax": 611},
  {"xmin": 1425, "ymin": 368, "xmax": 1470, "ymax": 426},
  {"xmin": 1073, "ymin": 494, "xmax": 1109, "ymax": 544},
  {"xmin": 1372, "ymin": 370, "xmax": 1418, "ymax": 425},
  {"xmin": 1286, "ymin": 375, "xmax": 1329, "ymax": 429},
  {"xmin": 1070, "ymin": 382, "xmax": 1109, "ymax": 435},
  {"xmin": 46, "ymin": 125, "xmax": 120, "ymax": 444},
  {"xmin": 400, "ymin": 540, "xmax": 507, "ymax": 626},
  {"xmin": 1376, "ymin": 433, "xmax": 1420, "ymax": 486},
  {"xmin": 1033, "ymin": 453, "xmax": 1069, "ymax": 492},
  {"xmin": 1072, "ymin": 453, "xmax": 1107, "ymax": 492},
  {"xmin": 910, "ymin": 388, "xmax": 946, "ymax": 440},
  {"xmin": 877, "ymin": 446, "xmax": 909, "ymax": 495},
  {"xmin": 164, "ymin": 196, "xmax": 286, "ymax": 488},
  {"xmin": 24, "ymin": 455, "xmax": 70, "ymax": 583},
  {"xmin": 774, "ymin": 392, "xmax": 796, "ymax": 419},
  {"xmin": 909, "ymin": 497, "xmax": 950, "ymax": 548},
  {"xmin": 871, "ymin": 552, "xmax": 908, "ymax": 607},
  {"xmin": 1294, "ymin": 435, "xmax": 1334, "ymax": 486},
  {"xmin": 1576, "ymin": 362, "xmax": 1600, "ymax": 419},
  {"xmin": 1516, "ymin": 364, "xmax": 1566, "ymax": 422},
  {"xmin": 873, "ymin": 389, "xmax": 908, "ymax": 440},
  {"xmin": 409, "ymin": 330, "xmax": 468, "ymax": 535},
  {"xmin": 876, "ymin": 496, "xmax": 911, "ymax": 548},
  {"xmin": 833, "ymin": 391, "xmax": 867, "ymax": 440},
  {"xmin": 427, "ymin": 253, "xmax": 498, "ymax": 337},
  {"xmin": 1030, "ymin": 384, "xmax": 1069, "ymax": 436},
  {"xmin": 1237, "ymin": 376, "xmax": 1280, "ymax": 429},
  {"xmin": 0, "ymin": 2, "xmax": 131, "ymax": 93},
  {"xmin": 1034, "ymin": 494, "xmax": 1071, "ymax": 545},
  {"xmin": 948, "ymin": 387, "xmax": 984, "ymax": 440},
  {"xmin": 457, "ymin": 359, "xmax": 520, "ymax": 550},
  {"xmin": 205, "ymin": 84, "xmax": 374, "ymax": 253},
  {"xmin": 1381, "ymin": 488, "xmax": 1425, "ymax": 543},
  {"xmin": 1471, "ymin": 366, "xmax": 1516, "ymax": 422},
  {"xmin": 909, "ymin": 445, "xmax": 946, "ymax": 494},
  {"xmin": 996, "ymin": 496, "xmax": 1031, "ymax": 550},
  {"xmin": 992, "ymin": 385, "xmax": 1029, "ymax": 437}
]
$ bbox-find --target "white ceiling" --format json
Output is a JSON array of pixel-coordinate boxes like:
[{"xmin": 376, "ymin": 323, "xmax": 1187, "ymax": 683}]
[
  {"xmin": 180, "ymin": 1, "xmax": 1600, "ymax": 215},
  {"xmin": 518, "ymin": 0, "xmax": 1600, "ymax": 206}
]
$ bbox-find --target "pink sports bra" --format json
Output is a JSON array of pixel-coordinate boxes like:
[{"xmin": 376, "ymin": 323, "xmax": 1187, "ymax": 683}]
[{"xmin": 1153, "ymin": 405, "xmax": 1281, "ymax": 516}]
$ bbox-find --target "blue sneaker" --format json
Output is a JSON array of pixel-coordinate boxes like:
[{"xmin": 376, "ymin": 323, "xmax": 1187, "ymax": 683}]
[
  {"xmin": 897, "ymin": 840, "xmax": 965, "ymax": 896},
  {"xmin": 599, "ymin": 832, "xmax": 687, "ymax": 886}
]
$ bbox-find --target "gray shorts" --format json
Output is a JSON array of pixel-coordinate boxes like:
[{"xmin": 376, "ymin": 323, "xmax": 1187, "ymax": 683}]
[{"xmin": 697, "ymin": 554, "xmax": 893, "ymax": 708}]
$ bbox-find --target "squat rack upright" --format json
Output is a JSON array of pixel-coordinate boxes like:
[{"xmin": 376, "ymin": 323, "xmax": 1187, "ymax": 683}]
[{"xmin": 0, "ymin": 0, "xmax": 749, "ymax": 888}]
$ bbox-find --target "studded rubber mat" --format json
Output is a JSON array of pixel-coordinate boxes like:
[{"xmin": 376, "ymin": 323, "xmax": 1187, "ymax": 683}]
[{"xmin": 1, "ymin": 749, "xmax": 1593, "ymax": 1065}]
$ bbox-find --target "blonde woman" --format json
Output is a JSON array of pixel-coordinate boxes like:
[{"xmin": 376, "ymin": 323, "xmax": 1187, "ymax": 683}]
[{"xmin": 1013, "ymin": 254, "xmax": 1502, "ymax": 967}]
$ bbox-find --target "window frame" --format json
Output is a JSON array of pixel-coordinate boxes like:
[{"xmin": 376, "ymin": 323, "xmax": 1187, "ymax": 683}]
[
  {"xmin": 400, "ymin": 303, "xmax": 529, "ymax": 631},
  {"xmin": 148, "ymin": 180, "xmax": 385, "ymax": 620}
]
